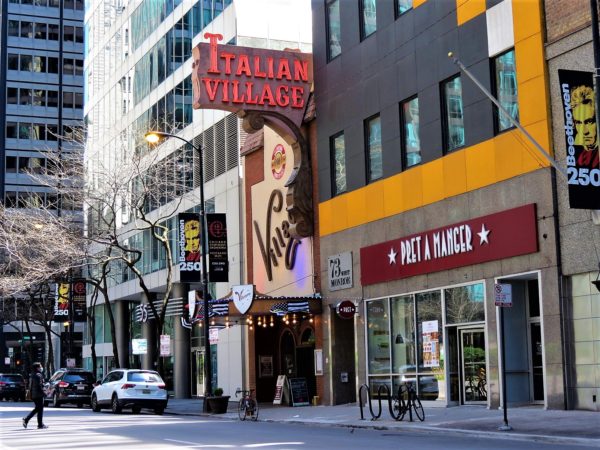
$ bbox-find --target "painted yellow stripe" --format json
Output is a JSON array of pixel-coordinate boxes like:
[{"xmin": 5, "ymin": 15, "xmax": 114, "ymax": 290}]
[
  {"xmin": 318, "ymin": 0, "xmax": 551, "ymax": 237},
  {"xmin": 456, "ymin": 0, "xmax": 486, "ymax": 26},
  {"xmin": 413, "ymin": 0, "xmax": 427, "ymax": 8}
]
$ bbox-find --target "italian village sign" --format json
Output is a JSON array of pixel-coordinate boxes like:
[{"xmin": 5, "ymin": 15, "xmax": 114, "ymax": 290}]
[
  {"xmin": 192, "ymin": 33, "xmax": 315, "ymax": 294},
  {"xmin": 192, "ymin": 33, "xmax": 314, "ymax": 242}
]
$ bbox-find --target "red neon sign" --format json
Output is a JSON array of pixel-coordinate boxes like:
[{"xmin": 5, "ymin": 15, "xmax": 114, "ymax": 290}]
[{"xmin": 192, "ymin": 33, "xmax": 313, "ymax": 127}]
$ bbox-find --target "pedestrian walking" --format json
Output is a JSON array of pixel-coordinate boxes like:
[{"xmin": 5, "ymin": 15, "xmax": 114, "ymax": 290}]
[{"xmin": 22, "ymin": 362, "xmax": 48, "ymax": 429}]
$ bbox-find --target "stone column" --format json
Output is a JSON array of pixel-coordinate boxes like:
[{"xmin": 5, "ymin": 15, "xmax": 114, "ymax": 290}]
[
  {"xmin": 114, "ymin": 301, "xmax": 130, "ymax": 368},
  {"xmin": 172, "ymin": 283, "xmax": 191, "ymax": 398},
  {"xmin": 141, "ymin": 292, "xmax": 157, "ymax": 371}
]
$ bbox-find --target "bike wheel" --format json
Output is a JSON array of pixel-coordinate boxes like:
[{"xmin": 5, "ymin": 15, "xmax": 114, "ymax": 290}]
[
  {"xmin": 412, "ymin": 397, "xmax": 425, "ymax": 422},
  {"xmin": 238, "ymin": 399, "xmax": 247, "ymax": 421},
  {"xmin": 391, "ymin": 396, "xmax": 406, "ymax": 421},
  {"xmin": 250, "ymin": 399, "xmax": 259, "ymax": 421}
]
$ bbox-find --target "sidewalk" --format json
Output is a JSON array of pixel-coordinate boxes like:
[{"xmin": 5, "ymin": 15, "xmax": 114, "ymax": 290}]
[{"xmin": 165, "ymin": 397, "xmax": 600, "ymax": 446}]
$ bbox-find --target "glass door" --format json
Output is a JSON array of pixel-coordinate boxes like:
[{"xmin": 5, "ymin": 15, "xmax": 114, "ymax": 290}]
[
  {"xmin": 530, "ymin": 322, "xmax": 544, "ymax": 402},
  {"xmin": 460, "ymin": 329, "xmax": 487, "ymax": 403}
]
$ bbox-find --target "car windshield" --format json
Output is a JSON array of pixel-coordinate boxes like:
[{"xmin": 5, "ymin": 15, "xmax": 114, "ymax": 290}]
[
  {"xmin": 64, "ymin": 372, "xmax": 94, "ymax": 383},
  {"xmin": 1, "ymin": 375, "xmax": 23, "ymax": 382},
  {"xmin": 127, "ymin": 372, "xmax": 162, "ymax": 383}
]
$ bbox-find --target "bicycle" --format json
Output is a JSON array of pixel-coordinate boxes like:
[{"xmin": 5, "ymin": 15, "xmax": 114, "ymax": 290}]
[
  {"xmin": 235, "ymin": 388, "xmax": 259, "ymax": 421},
  {"xmin": 392, "ymin": 382, "xmax": 425, "ymax": 422}
]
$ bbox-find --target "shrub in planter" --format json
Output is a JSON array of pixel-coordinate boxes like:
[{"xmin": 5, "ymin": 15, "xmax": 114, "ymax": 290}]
[{"xmin": 206, "ymin": 388, "xmax": 229, "ymax": 414}]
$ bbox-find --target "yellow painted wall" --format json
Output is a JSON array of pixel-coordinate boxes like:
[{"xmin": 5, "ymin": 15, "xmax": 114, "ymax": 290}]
[{"xmin": 319, "ymin": 0, "xmax": 551, "ymax": 237}]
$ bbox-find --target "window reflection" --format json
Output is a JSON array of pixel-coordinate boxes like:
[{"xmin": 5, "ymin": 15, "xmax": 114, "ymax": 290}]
[
  {"xmin": 366, "ymin": 115, "xmax": 382, "ymax": 182},
  {"xmin": 402, "ymin": 96, "xmax": 421, "ymax": 167},
  {"xmin": 331, "ymin": 132, "xmax": 346, "ymax": 195},
  {"xmin": 494, "ymin": 49, "xmax": 518, "ymax": 132},
  {"xmin": 327, "ymin": 0, "xmax": 341, "ymax": 60},
  {"xmin": 443, "ymin": 76, "xmax": 465, "ymax": 151},
  {"xmin": 445, "ymin": 283, "xmax": 485, "ymax": 324}
]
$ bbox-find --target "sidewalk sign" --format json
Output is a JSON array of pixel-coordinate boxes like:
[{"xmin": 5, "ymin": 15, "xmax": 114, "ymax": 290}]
[
  {"xmin": 289, "ymin": 377, "xmax": 310, "ymax": 407},
  {"xmin": 273, "ymin": 375, "xmax": 288, "ymax": 405}
]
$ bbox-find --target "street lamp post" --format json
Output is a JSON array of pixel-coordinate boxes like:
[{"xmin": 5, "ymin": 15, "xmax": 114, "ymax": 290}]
[{"xmin": 144, "ymin": 131, "xmax": 212, "ymax": 407}]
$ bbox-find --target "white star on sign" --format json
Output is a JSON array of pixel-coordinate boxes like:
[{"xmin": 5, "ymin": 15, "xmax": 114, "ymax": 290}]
[
  {"xmin": 388, "ymin": 247, "xmax": 397, "ymax": 265},
  {"xmin": 477, "ymin": 224, "xmax": 490, "ymax": 245}
]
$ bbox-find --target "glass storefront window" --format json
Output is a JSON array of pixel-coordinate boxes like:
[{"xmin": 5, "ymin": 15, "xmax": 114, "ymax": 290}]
[
  {"xmin": 445, "ymin": 283, "xmax": 485, "ymax": 324},
  {"xmin": 390, "ymin": 295, "xmax": 415, "ymax": 374},
  {"xmin": 366, "ymin": 299, "xmax": 390, "ymax": 374}
]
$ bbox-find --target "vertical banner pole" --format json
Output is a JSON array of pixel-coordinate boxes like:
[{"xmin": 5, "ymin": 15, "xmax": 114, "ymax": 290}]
[{"xmin": 498, "ymin": 306, "xmax": 512, "ymax": 431}]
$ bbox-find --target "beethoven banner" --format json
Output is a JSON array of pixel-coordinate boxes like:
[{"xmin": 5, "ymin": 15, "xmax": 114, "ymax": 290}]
[
  {"xmin": 558, "ymin": 69, "xmax": 600, "ymax": 209},
  {"xmin": 178, "ymin": 213, "xmax": 202, "ymax": 283}
]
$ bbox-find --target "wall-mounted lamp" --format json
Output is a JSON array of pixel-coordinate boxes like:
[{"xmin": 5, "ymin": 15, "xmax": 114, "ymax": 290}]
[{"xmin": 395, "ymin": 333, "xmax": 404, "ymax": 344}]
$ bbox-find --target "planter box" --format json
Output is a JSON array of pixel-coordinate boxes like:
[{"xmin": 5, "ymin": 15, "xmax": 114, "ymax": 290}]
[{"xmin": 206, "ymin": 395, "xmax": 230, "ymax": 414}]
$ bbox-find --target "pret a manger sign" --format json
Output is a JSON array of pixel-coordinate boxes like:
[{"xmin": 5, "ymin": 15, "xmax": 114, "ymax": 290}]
[
  {"xmin": 192, "ymin": 33, "xmax": 313, "ymax": 127},
  {"xmin": 360, "ymin": 204, "xmax": 538, "ymax": 285}
]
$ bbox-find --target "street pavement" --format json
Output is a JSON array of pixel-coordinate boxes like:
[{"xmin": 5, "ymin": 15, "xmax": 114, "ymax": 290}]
[{"xmin": 165, "ymin": 397, "xmax": 600, "ymax": 447}]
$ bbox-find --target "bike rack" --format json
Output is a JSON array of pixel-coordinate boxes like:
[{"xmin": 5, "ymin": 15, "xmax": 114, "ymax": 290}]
[
  {"xmin": 358, "ymin": 383, "xmax": 421, "ymax": 422},
  {"xmin": 358, "ymin": 384, "xmax": 402, "ymax": 421}
]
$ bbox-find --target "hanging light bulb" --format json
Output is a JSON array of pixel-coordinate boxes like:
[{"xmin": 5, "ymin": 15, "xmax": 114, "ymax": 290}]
[
  {"xmin": 292, "ymin": 314, "xmax": 297, "ymax": 324},
  {"xmin": 249, "ymin": 325, "xmax": 253, "ymax": 331},
  {"xmin": 198, "ymin": 321, "xmax": 203, "ymax": 327},
  {"xmin": 257, "ymin": 316, "xmax": 262, "ymax": 326},
  {"xmin": 270, "ymin": 316, "xmax": 274, "ymax": 327},
  {"xmin": 211, "ymin": 318, "xmax": 215, "ymax": 326},
  {"xmin": 309, "ymin": 315, "xmax": 314, "ymax": 323}
]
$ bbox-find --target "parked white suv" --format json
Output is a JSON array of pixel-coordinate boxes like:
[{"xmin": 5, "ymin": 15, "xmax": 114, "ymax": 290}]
[{"xmin": 91, "ymin": 369, "xmax": 168, "ymax": 415}]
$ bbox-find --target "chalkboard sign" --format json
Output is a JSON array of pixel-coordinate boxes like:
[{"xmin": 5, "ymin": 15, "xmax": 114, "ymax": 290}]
[{"xmin": 288, "ymin": 377, "xmax": 310, "ymax": 407}]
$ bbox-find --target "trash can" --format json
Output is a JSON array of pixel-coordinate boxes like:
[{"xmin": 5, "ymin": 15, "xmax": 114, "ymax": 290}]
[{"xmin": 312, "ymin": 396, "xmax": 320, "ymax": 406}]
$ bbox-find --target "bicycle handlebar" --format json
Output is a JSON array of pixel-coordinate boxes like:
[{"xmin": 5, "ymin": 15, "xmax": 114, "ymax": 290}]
[{"xmin": 235, "ymin": 388, "xmax": 254, "ymax": 397}]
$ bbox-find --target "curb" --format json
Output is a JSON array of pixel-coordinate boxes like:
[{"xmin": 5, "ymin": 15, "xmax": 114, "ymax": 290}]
[{"xmin": 164, "ymin": 409, "xmax": 600, "ymax": 447}]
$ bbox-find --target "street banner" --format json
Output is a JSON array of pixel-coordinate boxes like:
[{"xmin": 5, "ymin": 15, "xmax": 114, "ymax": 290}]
[
  {"xmin": 72, "ymin": 278, "xmax": 87, "ymax": 322},
  {"xmin": 207, "ymin": 213, "xmax": 229, "ymax": 282},
  {"xmin": 178, "ymin": 213, "xmax": 202, "ymax": 282},
  {"xmin": 558, "ymin": 69, "xmax": 600, "ymax": 209},
  {"xmin": 160, "ymin": 335, "xmax": 171, "ymax": 356},
  {"xmin": 132, "ymin": 339, "xmax": 147, "ymax": 355},
  {"xmin": 53, "ymin": 282, "xmax": 70, "ymax": 322}
]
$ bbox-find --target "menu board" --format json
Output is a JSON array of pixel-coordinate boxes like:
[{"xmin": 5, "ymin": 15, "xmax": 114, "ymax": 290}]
[{"xmin": 289, "ymin": 377, "xmax": 310, "ymax": 407}]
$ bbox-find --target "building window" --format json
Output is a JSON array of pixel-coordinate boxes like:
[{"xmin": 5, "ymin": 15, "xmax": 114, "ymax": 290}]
[
  {"xmin": 365, "ymin": 114, "xmax": 382, "ymax": 182},
  {"xmin": 7, "ymin": 87, "xmax": 18, "ymax": 104},
  {"xmin": 6, "ymin": 156, "xmax": 17, "ymax": 173},
  {"xmin": 401, "ymin": 96, "xmax": 421, "ymax": 168},
  {"xmin": 493, "ymin": 49, "xmax": 518, "ymax": 132},
  {"xmin": 360, "ymin": 0, "xmax": 377, "ymax": 40},
  {"xmin": 396, "ymin": 0, "xmax": 412, "ymax": 16},
  {"xmin": 330, "ymin": 131, "xmax": 347, "ymax": 196},
  {"xmin": 442, "ymin": 75, "xmax": 465, "ymax": 152},
  {"xmin": 326, "ymin": 0, "xmax": 341, "ymax": 61}
]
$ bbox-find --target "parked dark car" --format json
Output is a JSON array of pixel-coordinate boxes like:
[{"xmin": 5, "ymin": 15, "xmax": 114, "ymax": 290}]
[
  {"xmin": 44, "ymin": 369, "xmax": 95, "ymax": 407},
  {"xmin": 0, "ymin": 373, "xmax": 27, "ymax": 401}
]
